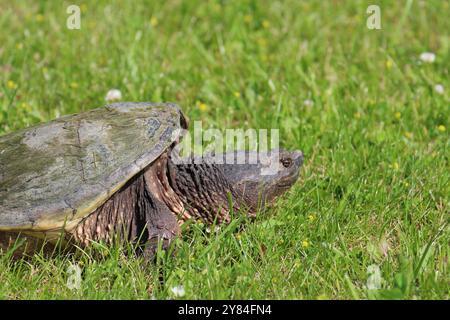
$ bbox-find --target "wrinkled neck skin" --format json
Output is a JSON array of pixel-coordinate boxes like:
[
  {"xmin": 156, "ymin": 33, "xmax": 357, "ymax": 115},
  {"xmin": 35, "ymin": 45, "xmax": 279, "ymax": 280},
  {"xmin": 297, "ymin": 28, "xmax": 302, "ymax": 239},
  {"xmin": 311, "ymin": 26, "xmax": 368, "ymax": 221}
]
[{"xmin": 165, "ymin": 157, "xmax": 252, "ymax": 224}]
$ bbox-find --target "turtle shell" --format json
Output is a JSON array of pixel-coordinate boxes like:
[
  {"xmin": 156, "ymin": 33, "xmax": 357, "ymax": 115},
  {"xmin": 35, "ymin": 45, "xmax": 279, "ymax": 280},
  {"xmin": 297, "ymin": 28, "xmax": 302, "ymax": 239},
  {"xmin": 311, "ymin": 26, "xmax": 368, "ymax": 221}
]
[{"xmin": 0, "ymin": 102, "xmax": 187, "ymax": 236}]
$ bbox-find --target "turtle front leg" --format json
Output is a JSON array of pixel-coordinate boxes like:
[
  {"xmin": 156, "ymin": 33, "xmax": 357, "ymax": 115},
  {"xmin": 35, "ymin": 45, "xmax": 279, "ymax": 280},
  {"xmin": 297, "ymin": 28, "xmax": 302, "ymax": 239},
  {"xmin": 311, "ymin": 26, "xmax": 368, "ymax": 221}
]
[
  {"xmin": 142, "ymin": 163, "xmax": 181, "ymax": 260},
  {"xmin": 143, "ymin": 201, "xmax": 180, "ymax": 260},
  {"xmin": 71, "ymin": 169, "xmax": 180, "ymax": 260}
]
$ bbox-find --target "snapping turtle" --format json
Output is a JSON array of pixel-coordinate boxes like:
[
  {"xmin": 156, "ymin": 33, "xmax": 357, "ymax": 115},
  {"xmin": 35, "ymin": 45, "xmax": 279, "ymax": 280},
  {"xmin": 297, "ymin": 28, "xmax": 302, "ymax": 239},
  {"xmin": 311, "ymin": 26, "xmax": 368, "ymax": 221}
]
[{"xmin": 0, "ymin": 102, "xmax": 303, "ymax": 257}]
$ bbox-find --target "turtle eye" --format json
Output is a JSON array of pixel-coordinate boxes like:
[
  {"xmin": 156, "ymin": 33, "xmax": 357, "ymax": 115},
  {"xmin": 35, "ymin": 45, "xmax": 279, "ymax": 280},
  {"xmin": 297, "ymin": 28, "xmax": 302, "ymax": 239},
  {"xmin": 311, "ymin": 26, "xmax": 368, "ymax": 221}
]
[{"xmin": 281, "ymin": 158, "xmax": 292, "ymax": 168}]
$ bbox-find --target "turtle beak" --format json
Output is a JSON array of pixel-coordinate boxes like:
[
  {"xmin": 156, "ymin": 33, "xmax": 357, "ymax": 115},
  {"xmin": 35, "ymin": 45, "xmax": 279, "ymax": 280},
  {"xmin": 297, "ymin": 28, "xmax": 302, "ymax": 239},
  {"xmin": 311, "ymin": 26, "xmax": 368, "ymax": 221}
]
[
  {"xmin": 277, "ymin": 150, "xmax": 303, "ymax": 189},
  {"xmin": 292, "ymin": 150, "xmax": 304, "ymax": 168}
]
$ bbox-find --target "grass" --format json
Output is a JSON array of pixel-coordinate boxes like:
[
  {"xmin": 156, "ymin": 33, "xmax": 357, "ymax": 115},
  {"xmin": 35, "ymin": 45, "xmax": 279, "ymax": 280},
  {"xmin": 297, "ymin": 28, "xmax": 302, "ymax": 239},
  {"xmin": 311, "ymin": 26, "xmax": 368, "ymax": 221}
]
[{"xmin": 0, "ymin": 0, "xmax": 449, "ymax": 299}]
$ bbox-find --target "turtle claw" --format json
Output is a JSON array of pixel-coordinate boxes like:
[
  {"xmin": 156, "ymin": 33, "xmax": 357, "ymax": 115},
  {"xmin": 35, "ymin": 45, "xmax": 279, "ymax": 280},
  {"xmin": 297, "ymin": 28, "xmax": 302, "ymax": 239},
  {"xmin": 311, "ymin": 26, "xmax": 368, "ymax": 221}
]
[{"xmin": 142, "ymin": 237, "xmax": 175, "ymax": 261}]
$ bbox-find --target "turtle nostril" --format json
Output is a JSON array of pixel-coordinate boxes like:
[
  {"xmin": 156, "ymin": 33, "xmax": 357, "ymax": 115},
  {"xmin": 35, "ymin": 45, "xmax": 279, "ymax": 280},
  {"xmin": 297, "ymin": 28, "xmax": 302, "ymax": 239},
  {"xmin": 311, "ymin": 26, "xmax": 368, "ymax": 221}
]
[{"xmin": 292, "ymin": 150, "xmax": 304, "ymax": 167}]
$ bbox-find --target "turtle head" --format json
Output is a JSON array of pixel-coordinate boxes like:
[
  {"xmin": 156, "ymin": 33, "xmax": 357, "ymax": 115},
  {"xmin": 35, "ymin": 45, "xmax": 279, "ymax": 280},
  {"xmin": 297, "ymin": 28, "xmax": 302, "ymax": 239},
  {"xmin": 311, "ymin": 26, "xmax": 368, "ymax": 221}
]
[
  {"xmin": 167, "ymin": 149, "xmax": 303, "ymax": 222},
  {"xmin": 223, "ymin": 149, "xmax": 304, "ymax": 212}
]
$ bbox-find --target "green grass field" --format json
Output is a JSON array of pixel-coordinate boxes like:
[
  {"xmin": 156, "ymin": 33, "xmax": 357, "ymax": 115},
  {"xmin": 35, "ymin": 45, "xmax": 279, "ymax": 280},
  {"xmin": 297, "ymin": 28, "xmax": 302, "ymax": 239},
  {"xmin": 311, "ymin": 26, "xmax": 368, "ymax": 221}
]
[{"xmin": 0, "ymin": 0, "xmax": 448, "ymax": 299}]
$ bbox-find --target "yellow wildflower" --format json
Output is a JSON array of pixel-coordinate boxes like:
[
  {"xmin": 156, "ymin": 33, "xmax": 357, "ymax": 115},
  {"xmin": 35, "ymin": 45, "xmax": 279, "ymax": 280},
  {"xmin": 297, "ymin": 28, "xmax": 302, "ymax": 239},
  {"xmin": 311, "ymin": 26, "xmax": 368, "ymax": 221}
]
[
  {"xmin": 233, "ymin": 91, "xmax": 241, "ymax": 98},
  {"xmin": 394, "ymin": 112, "xmax": 401, "ymax": 119},
  {"xmin": 36, "ymin": 14, "xmax": 44, "ymax": 22},
  {"xmin": 438, "ymin": 125, "xmax": 446, "ymax": 132},
  {"xmin": 392, "ymin": 162, "xmax": 399, "ymax": 170},
  {"xmin": 308, "ymin": 214, "xmax": 316, "ymax": 222},
  {"xmin": 7, "ymin": 80, "xmax": 17, "ymax": 89},
  {"xmin": 20, "ymin": 103, "xmax": 32, "ymax": 112},
  {"xmin": 70, "ymin": 82, "xmax": 79, "ymax": 89},
  {"xmin": 404, "ymin": 132, "xmax": 413, "ymax": 139},
  {"xmin": 354, "ymin": 112, "xmax": 361, "ymax": 119},
  {"xmin": 386, "ymin": 59, "xmax": 393, "ymax": 70},
  {"xmin": 244, "ymin": 15, "xmax": 253, "ymax": 24},
  {"xmin": 302, "ymin": 239, "xmax": 310, "ymax": 248},
  {"xmin": 262, "ymin": 20, "xmax": 270, "ymax": 29},
  {"xmin": 196, "ymin": 101, "xmax": 208, "ymax": 112},
  {"xmin": 150, "ymin": 17, "xmax": 158, "ymax": 27},
  {"xmin": 257, "ymin": 37, "xmax": 268, "ymax": 47}
]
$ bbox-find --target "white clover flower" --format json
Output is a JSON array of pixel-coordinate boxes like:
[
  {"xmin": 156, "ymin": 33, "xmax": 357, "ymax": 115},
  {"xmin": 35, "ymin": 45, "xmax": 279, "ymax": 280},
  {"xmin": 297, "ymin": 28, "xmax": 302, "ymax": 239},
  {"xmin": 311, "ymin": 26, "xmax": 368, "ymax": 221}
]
[
  {"xmin": 366, "ymin": 264, "xmax": 383, "ymax": 290},
  {"xmin": 170, "ymin": 285, "xmax": 185, "ymax": 298},
  {"xmin": 434, "ymin": 84, "xmax": 444, "ymax": 95},
  {"xmin": 303, "ymin": 99, "xmax": 314, "ymax": 107},
  {"xmin": 105, "ymin": 89, "xmax": 122, "ymax": 102},
  {"xmin": 379, "ymin": 239, "xmax": 390, "ymax": 257},
  {"xmin": 419, "ymin": 52, "xmax": 436, "ymax": 63},
  {"xmin": 205, "ymin": 226, "xmax": 221, "ymax": 234}
]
